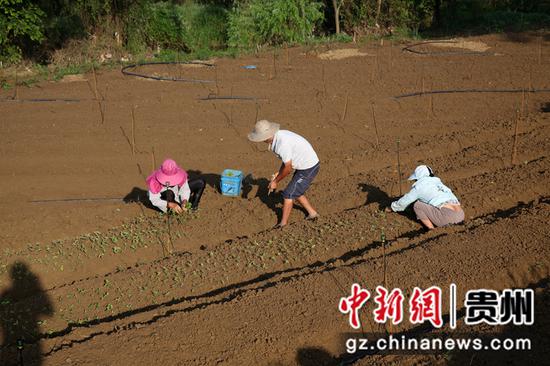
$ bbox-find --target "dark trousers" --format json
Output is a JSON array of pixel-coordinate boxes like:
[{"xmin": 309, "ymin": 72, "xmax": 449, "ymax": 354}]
[{"xmin": 161, "ymin": 179, "xmax": 206, "ymax": 209}]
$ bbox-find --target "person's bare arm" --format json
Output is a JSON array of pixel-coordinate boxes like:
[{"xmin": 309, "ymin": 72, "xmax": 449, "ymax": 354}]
[
  {"xmin": 269, "ymin": 161, "xmax": 293, "ymax": 192},
  {"xmin": 274, "ymin": 161, "xmax": 292, "ymax": 183}
]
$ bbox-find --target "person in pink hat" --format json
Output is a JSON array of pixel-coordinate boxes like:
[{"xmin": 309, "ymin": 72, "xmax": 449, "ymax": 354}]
[{"xmin": 146, "ymin": 159, "xmax": 205, "ymax": 213}]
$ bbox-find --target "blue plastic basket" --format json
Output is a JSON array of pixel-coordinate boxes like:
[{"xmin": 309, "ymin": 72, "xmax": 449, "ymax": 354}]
[{"xmin": 221, "ymin": 169, "xmax": 243, "ymax": 197}]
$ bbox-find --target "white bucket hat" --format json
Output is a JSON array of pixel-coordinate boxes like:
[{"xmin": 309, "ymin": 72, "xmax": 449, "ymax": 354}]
[
  {"xmin": 408, "ymin": 165, "xmax": 433, "ymax": 180},
  {"xmin": 247, "ymin": 120, "xmax": 280, "ymax": 142}
]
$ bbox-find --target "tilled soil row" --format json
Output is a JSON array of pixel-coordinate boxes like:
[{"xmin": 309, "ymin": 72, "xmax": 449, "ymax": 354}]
[
  {"xmin": 1, "ymin": 117, "xmax": 548, "ymax": 291},
  {"xmin": 1, "ymin": 155, "xmax": 548, "ymax": 350},
  {"xmin": 39, "ymin": 199, "xmax": 550, "ymax": 365}
]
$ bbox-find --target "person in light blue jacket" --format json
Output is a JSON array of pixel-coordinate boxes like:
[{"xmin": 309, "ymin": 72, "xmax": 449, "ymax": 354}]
[{"xmin": 390, "ymin": 165, "xmax": 464, "ymax": 229}]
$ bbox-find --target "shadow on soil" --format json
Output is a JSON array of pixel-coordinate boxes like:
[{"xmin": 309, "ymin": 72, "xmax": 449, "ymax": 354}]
[
  {"xmin": 359, "ymin": 183, "xmax": 393, "ymax": 210},
  {"xmin": 0, "ymin": 262, "xmax": 53, "ymax": 366},
  {"xmin": 336, "ymin": 277, "xmax": 549, "ymax": 365},
  {"xmin": 296, "ymin": 347, "xmax": 336, "ymax": 366},
  {"xmin": 242, "ymin": 175, "xmax": 308, "ymax": 223},
  {"xmin": 41, "ymin": 198, "xmax": 549, "ymax": 358},
  {"xmin": 359, "ymin": 183, "xmax": 418, "ymax": 223},
  {"xmin": 447, "ymin": 277, "xmax": 549, "ymax": 366},
  {"xmin": 123, "ymin": 169, "xmax": 223, "ymax": 211}
]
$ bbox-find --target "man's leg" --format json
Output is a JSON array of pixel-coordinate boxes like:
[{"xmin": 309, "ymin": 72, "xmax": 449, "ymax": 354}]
[
  {"xmin": 280, "ymin": 198, "xmax": 294, "ymax": 226},
  {"xmin": 296, "ymin": 195, "xmax": 317, "ymax": 218}
]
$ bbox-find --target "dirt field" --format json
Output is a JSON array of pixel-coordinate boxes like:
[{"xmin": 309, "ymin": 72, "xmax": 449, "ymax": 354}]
[{"xmin": 1, "ymin": 33, "xmax": 549, "ymax": 365}]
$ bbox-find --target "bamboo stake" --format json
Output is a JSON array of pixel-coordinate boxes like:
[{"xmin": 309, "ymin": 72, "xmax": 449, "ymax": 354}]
[
  {"xmin": 390, "ymin": 40, "xmax": 393, "ymax": 68},
  {"xmin": 269, "ymin": 50, "xmax": 277, "ymax": 80},
  {"xmin": 215, "ymin": 68, "xmax": 220, "ymax": 95},
  {"xmin": 421, "ymin": 68, "xmax": 425, "ymax": 94},
  {"xmin": 13, "ymin": 69, "xmax": 18, "ymax": 100},
  {"xmin": 285, "ymin": 43, "xmax": 290, "ymax": 66},
  {"xmin": 397, "ymin": 138, "xmax": 402, "ymax": 195},
  {"xmin": 372, "ymin": 51, "xmax": 379, "ymax": 81},
  {"xmin": 520, "ymin": 89, "xmax": 527, "ymax": 116},
  {"xmin": 427, "ymin": 83, "xmax": 434, "ymax": 118},
  {"xmin": 91, "ymin": 64, "xmax": 104, "ymax": 124},
  {"xmin": 381, "ymin": 232, "xmax": 387, "ymax": 289},
  {"xmin": 538, "ymin": 36, "xmax": 542, "ymax": 65},
  {"xmin": 511, "ymin": 109, "xmax": 520, "ymax": 165},
  {"xmin": 131, "ymin": 105, "xmax": 137, "ymax": 155},
  {"xmin": 340, "ymin": 93, "xmax": 349, "ymax": 122},
  {"xmin": 91, "ymin": 64, "xmax": 100, "ymax": 100},
  {"xmin": 322, "ymin": 63, "xmax": 327, "ymax": 97},
  {"xmin": 371, "ymin": 102, "xmax": 380, "ymax": 149}
]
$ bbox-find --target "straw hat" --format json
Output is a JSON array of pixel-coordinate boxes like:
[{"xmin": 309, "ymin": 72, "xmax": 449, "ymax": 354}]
[{"xmin": 247, "ymin": 120, "xmax": 280, "ymax": 142}]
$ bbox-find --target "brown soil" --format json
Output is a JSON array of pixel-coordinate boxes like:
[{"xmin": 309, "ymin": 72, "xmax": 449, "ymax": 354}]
[{"xmin": 1, "ymin": 33, "xmax": 550, "ymax": 365}]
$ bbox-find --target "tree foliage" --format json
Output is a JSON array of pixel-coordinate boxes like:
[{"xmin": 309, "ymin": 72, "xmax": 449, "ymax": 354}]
[
  {"xmin": 228, "ymin": 0, "xmax": 324, "ymax": 49},
  {"xmin": 0, "ymin": 0, "xmax": 45, "ymax": 62},
  {"xmin": 1, "ymin": 0, "xmax": 550, "ymax": 65}
]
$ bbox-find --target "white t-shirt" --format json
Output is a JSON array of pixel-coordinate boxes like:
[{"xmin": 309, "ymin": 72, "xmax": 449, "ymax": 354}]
[{"xmin": 270, "ymin": 130, "xmax": 319, "ymax": 170}]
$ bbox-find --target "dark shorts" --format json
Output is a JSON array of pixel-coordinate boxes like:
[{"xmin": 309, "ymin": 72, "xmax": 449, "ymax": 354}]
[{"xmin": 282, "ymin": 163, "xmax": 320, "ymax": 200}]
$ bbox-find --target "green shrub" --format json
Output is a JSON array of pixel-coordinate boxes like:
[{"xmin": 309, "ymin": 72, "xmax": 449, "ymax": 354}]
[
  {"xmin": 127, "ymin": 1, "xmax": 228, "ymax": 53},
  {"xmin": 228, "ymin": 0, "xmax": 324, "ymax": 49},
  {"xmin": 0, "ymin": 0, "xmax": 45, "ymax": 63}
]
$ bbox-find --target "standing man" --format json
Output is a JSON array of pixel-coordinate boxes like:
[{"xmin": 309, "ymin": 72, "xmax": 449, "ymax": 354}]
[{"xmin": 248, "ymin": 120, "xmax": 320, "ymax": 228}]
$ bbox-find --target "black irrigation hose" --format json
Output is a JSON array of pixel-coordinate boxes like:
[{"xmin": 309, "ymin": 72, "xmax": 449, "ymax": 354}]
[
  {"xmin": 0, "ymin": 98, "xmax": 81, "ymax": 103},
  {"xmin": 30, "ymin": 197, "xmax": 122, "ymax": 204},
  {"xmin": 198, "ymin": 95, "xmax": 262, "ymax": 101},
  {"xmin": 402, "ymin": 40, "xmax": 492, "ymax": 56},
  {"xmin": 393, "ymin": 88, "xmax": 550, "ymax": 100},
  {"xmin": 121, "ymin": 61, "xmax": 215, "ymax": 83}
]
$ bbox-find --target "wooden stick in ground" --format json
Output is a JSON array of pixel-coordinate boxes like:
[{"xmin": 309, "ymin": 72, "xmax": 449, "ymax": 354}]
[
  {"xmin": 371, "ymin": 102, "xmax": 380, "ymax": 149},
  {"xmin": 381, "ymin": 232, "xmax": 387, "ymax": 289},
  {"xmin": 285, "ymin": 43, "xmax": 290, "ymax": 66},
  {"xmin": 91, "ymin": 64, "xmax": 105, "ymax": 123},
  {"xmin": 340, "ymin": 93, "xmax": 349, "ymax": 122},
  {"xmin": 321, "ymin": 63, "xmax": 327, "ymax": 97},
  {"xmin": 131, "ymin": 105, "xmax": 137, "ymax": 155},
  {"xmin": 427, "ymin": 83, "xmax": 434, "ymax": 118},
  {"xmin": 520, "ymin": 89, "xmax": 526, "ymax": 116},
  {"xmin": 13, "ymin": 69, "xmax": 18, "ymax": 100},
  {"xmin": 511, "ymin": 109, "xmax": 520, "ymax": 165},
  {"xmin": 539, "ymin": 36, "xmax": 543, "ymax": 65},
  {"xmin": 372, "ymin": 51, "xmax": 379, "ymax": 81},
  {"xmin": 215, "ymin": 68, "xmax": 220, "ymax": 95},
  {"xmin": 397, "ymin": 138, "xmax": 402, "ymax": 195},
  {"xmin": 97, "ymin": 99, "xmax": 105, "ymax": 124},
  {"xmin": 91, "ymin": 64, "xmax": 100, "ymax": 100},
  {"xmin": 390, "ymin": 40, "xmax": 394, "ymax": 68},
  {"xmin": 269, "ymin": 50, "xmax": 277, "ymax": 80}
]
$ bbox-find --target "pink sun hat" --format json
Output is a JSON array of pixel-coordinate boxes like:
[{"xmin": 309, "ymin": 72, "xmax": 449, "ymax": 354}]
[{"xmin": 146, "ymin": 159, "xmax": 188, "ymax": 193}]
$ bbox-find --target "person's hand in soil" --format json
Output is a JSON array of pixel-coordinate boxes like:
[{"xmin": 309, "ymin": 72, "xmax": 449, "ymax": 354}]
[
  {"xmin": 181, "ymin": 200, "xmax": 190, "ymax": 212},
  {"xmin": 167, "ymin": 202, "xmax": 183, "ymax": 214},
  {"xmin": 268, "ymin": 179, "xmax": 278, "ymax": 192}
]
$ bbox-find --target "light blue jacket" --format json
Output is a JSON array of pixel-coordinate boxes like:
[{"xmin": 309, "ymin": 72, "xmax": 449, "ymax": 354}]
[{"xmin": 391, "ymin": 176, "xmax": 460, "ymax": 212}]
